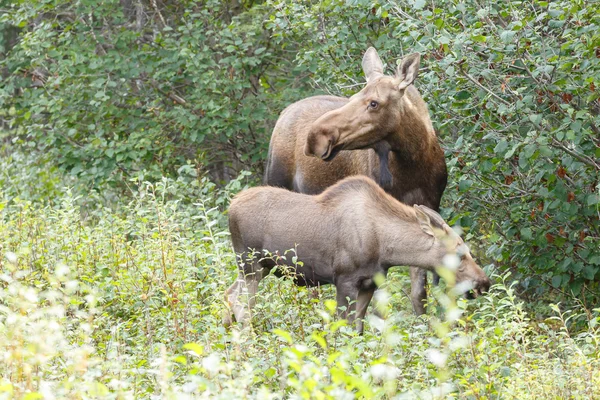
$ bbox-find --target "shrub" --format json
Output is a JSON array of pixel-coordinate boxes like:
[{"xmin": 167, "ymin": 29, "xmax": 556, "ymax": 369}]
[
  {"xmin": 0, "ymin": 151, "xmax": 598, "ymax": 398},
  {"xmin": 265, "ymin": 0, "xmax": 600, "ymax": 303}
]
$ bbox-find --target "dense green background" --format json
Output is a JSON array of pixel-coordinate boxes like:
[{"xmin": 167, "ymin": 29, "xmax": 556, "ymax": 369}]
[{"xmin": 1, "ymin": 0, "xmax": 599, "ymax": 302}]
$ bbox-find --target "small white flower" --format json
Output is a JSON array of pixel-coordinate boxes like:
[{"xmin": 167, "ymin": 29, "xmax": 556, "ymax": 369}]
[
  {"xmin": 446, "ymin": 307, "xmax": 463, "ymax": 323},
  {"xmin": 370, "ymin": 363, "xmax": 400, "ymax": 381},
  {"xmin": 55, "ymin": 264, "xmax": 70, "ymax": 277},
  {"xmin": 442, "ymin": 254, "xmax": 460, "ymax": 270},
  {"xmin": 5, "ymin": 252, "xmax": 17, "ymax": 264},
  {"xmin": 373, "ymin": 289, "xmax": 390, "ymax": 305},
  {"xmin": 23, "ymin": 288, "xmax": 39, "ymax": 303},
  {"xmin": 454, "ymin": 280, "xmax": 475, "ymax": 295},
  {"xmin": 449, "ymin": 336, "xmax": 469, "ymax": 351},
  {"xmin": 202, "ymin": 353, "xmax": 221, "ymax": 373},
  {"xmin": 368, "ymin": 314, "xmax": 385, "ymax": 332},
  {"xmin": 385, "ymin": 333, "xmax": 401, "ymax": 346},
  {"xmin": 65, "ymin": 280, "xmax": 79, "ymax": 292},
  {"xmin": 425, "ymin": 349, "xmax": 448, "ymax": 368}
]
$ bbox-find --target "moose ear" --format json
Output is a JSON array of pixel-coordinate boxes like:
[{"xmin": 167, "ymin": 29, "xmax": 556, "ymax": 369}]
[
  {"xmin": 397, "ymin": 52, "xmax": 420, "ymax": 90},
  {"xmin": 415, "ymin": 204, "xmax": 446, "ymax": 228},
  {"xmin": 414, "ymin": 206, "xmax": 435, "ymax": 237},
  {"xmin": 362, "ymin": 47, "xmax": 384, "ymax": 82}
]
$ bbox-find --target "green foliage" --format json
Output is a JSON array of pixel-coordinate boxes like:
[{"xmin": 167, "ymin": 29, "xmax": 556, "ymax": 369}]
[
  {"xmin": 0, "ymin": 154, "xmax": 599, "ymax": 398},
  {"xmin": 1, "ymin": 0, "xmax": 310, "ymax": 185},
  {"xmin": 265, "ymin": 0, "xmax": 600, "ymax": 301},
  {"xmin": 1, "ymin": 0, "xmax": 599, "ymax": 346}
]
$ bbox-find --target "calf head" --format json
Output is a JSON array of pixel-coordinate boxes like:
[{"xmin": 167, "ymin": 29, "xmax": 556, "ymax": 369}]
[
  {"xmin": 414, "ymin": 205, "xmax": 491, "ymax": 297},
  {"xmin": 304, "ymin": 47, "xmax": 421, "ymax": 161}
]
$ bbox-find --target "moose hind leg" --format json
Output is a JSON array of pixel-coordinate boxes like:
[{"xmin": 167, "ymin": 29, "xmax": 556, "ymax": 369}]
[
  {"xmin": 223, "ymin": 276, "xmax": 245, "ymax": 327},
  {"xmin": 225, "ymin": 262, "xmax": 268, "ymax": 328},
  {"xmin": 410, "ymin": 267, "xmax": 428, "ymax": 316}
]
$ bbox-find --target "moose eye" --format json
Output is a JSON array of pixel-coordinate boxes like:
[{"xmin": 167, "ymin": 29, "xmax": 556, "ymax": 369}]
[{"xmin": 368, "ymin": 100, "xmax": 379, "ymax": 110}]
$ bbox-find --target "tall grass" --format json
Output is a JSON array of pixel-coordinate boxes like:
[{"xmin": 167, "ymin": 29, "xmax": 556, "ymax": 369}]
[{"xmin": 0, "ymin": 155, "xmax": 599, "ymax": 398}]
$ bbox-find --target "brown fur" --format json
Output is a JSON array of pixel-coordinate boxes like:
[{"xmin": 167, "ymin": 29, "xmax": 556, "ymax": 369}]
[
  {"xmin": 224, "ymin": 176, "xmax": 490, "ymax": 333},
  {"xmin": 264, "ymin": 48, "xmax": 448, "ymax": 314}
]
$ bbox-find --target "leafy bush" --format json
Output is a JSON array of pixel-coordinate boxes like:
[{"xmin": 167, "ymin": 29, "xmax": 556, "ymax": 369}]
[
  {"xmin": 0, "ymin": 0, "xmax": 309, "ymax": 185},
  {"xmin": 2, "ymin": 0, "xmax": 600, "ymax": 397},
  {"xmin": 1, "ymin": 150, "xmax": 599, "ymax": 398},
  {"xmin": 265, "ymin": 0, "xmax": 600, "ymax": 302},
  {"xmin": 3, "ymin": 0, "xmax": 597, "ymax": 299}
]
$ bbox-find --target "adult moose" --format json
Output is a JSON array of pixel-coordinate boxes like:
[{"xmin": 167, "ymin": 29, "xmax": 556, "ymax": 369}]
[
  {"xmin": 223, "ymin": 176, "xmax": 490, "ymax": 332},
  {"xmin": 264, "ymin": 48, "xmax": 447, "ymax": 314}
]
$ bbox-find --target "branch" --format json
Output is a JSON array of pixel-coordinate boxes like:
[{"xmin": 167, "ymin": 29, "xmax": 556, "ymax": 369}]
[
  {"xmin": 457, "ymin": 64, "xmax": 511, "ymax": 106},
  {"xmin": 549, "ymin": 138, "xmax": 600, "ymax": 171},
  {"xmin": 150, "ymin": 0, "xmax": 167, "ymax": 28},
  {"xmin": 80, "ymin": 14, "xmax": 107, "ymax": 56},
  {"xmin": 149, "ymin": 80, "xmax": 187, "ymax": 106}
]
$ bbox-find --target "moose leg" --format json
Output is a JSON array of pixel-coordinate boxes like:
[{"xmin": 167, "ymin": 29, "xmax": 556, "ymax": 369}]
[
  {"xmin": 373, "ymin": 141, "xmax": 393, "ymax": 189},
  {"xmin": 355, "ymin": 288, "xmax": 376, "ymax": 334},
  {"xmin": 335, "ymin": 278, "xmax": 360, "ymax": 325},
  {"xmin": 410, "ymin": 267, "xmax": 428, "ymax": 315},
  {"xmin": 223, "ymin": 277, "xmax": 244, "ymax": 327},
  {"xmin": 224, "ymin": 264, "xmax": 267, "ymax": 328}
]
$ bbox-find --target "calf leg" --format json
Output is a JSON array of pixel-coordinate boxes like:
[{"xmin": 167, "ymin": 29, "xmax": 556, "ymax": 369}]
[
  {"xmin": 410, "ymin": 267, "xmax": 428, "ymax": 316},
  {"xmin": 335, "ymin": 279, "xmax": 360, "ymax": 326},
  {"xmin": 432, "ymin": 272, "xmax": 440, "ymax": 286},
  {"xmin": 355, "ymin": 288, "xmax": 376, "ymax": 334},
  {"xmin": 223, "ymin": 277, "xmax": 243, "ymax": 327},
  {"xmin": 223, "ymin": 262, "xmax": 267, "ymax": 328}
]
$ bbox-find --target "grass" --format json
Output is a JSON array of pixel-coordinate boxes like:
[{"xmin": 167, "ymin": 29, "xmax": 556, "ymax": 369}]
[{"xmin": 0, "ymin": 156, "xmax": 599, "ymax": 399}]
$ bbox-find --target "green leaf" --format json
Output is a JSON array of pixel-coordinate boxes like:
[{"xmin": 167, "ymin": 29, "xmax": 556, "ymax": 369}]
[
  {"xmin": 570, "ymin": 121, "xmax": 582, "ymax": 133},
  {"xmin": 272, "ymin": 328, "xmax": 293, "ymax": 344},
  {"xmin": 520, "ymin": 227, "xmax": 532, "ymax": 240},
  {"xmin": 311, "ymin": 332, "xmax": 327, "ymax": 348},
  {"xmin": 183, "ymin": 343, "xmax": 204, "ymax": 356},
  {"xmin": 558, "ymin": 257, "xmax": 571, "ymax": 271},
  {"xmin": 412, "ymin": 0, "xmax": 426, "ymax": 10},
  {"xmin": 455, "ymin": 90, "xmax": 471, "ymax": 100},
  {"xmin": 173, "ymin": 355, "xmax": 187, "ymax": 365},
  {"xmin": 265, "ymin": 367, "xmax": 277, "ymax": 378},
  {"xmin": 583, "ymin": 265, "xmax": 597, "ymax": 280},
  {"xmin": 500, "ymin": 30, "xmax": 515, "ymax": 43},
  {"xmin": 551, "ymin": 275, "xmax": 562, "ymax": 288},
  {"xmin": 494, "ymin": 140, "xmax": 508, "ymax": 154},
  {"xmin": 458, "ymin": 179, "xmax": 473, "ymax": 192},
  {"xmin": 528, "ymin": 114, "xmax": 542, "ymax": 125}
]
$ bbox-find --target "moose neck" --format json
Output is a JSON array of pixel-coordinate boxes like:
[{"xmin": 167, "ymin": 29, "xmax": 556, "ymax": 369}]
[
  {"xmin": 378, "ymin": 215, "xmax": 445, "ymax": 271},
  {"xmin": 386, "ymin": 91, "xmax": 438, "ymax": 164}
]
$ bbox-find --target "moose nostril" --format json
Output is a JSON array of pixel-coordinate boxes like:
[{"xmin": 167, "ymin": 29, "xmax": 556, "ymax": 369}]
[
  {"xmin": 321, "ymin": 139, "xmax": 332, "ymax": 158},
  {"xmin": 479, "ymin": 278, "xmax": 491, "ymax": 293}
]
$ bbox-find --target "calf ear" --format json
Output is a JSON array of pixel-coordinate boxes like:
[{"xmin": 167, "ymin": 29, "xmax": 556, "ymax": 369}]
[
  {"xmin": 414, "ymin": 207, "xmax": 435, "ymax": 237},
  {"xmin": 397, "ymin": 52, "xmax": 420, "ymax": 90},
  {"xmin": 362, "ymin": 47, "xmax": 384, "ymax": 82},
  {"xmin": 415, "ymin": 204, "xmax": 445, "ymax": 228}
]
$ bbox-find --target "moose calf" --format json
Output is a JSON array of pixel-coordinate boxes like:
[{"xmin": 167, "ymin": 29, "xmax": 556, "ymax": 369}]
[{"xmin": 224, "ymin": 176, "xmax": 490, "ymax": 332}]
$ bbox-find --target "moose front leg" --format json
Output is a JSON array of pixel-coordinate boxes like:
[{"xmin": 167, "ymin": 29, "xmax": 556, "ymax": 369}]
[
  {"xmin": 410, "ymin": 267, "xmax": 428, "ymax": 316},
  {"xmin": 373, "ymin": 141, "xmax": 393, "ymax": 189},
  {"xmin": 335, "ymin": 278, "xmax": 360, "ymax": 325},
  {"xmin": 355, "ymin": 287, "xmax": 376, "ymax": 334}
]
